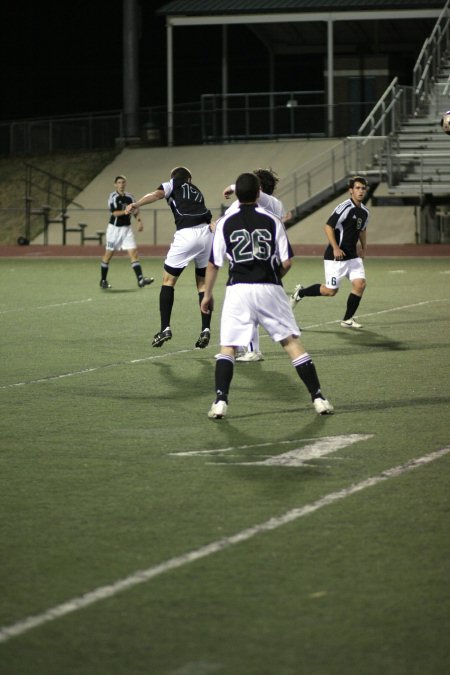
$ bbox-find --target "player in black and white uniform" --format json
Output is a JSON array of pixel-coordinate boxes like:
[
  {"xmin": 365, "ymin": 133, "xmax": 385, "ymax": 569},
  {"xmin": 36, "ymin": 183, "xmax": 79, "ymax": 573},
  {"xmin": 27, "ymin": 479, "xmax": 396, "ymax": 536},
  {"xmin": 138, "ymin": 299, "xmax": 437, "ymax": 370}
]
[
  {"xmin": 222, "ymin": 167, "xmax": 290, "ymax": 362},
  {"xmin": 127, "ymin": 167, "xmax": 214, "ymax": 348},
  {"xmin": 100, "ymin": 175, "xmax": 154, "ymax": 289},
  {"xmin": 290, "ymin": 175, "xmax": 369, "ymax": 328},
  {"xmin": 201, "ymin": 172, "xmax": 333, "ymax": 419}
]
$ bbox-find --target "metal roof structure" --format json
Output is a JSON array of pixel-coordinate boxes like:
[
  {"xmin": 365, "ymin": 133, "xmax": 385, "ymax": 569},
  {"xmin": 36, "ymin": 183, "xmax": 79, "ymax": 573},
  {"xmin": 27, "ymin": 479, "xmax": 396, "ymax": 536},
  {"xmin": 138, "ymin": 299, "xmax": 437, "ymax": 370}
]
[{"xmin": 154, "ymin": 1, "xmax": 445, "ymax": 144}]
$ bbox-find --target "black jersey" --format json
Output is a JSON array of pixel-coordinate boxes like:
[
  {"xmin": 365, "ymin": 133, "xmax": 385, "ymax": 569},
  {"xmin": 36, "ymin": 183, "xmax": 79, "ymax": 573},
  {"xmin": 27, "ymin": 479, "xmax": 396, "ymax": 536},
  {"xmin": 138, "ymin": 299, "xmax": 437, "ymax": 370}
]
[
  {"xmin": 108, "ymin": 190, "xmax": 134, "ymax": 227},
  {"xmin": 160, "ymin": 178, "xmax": 212, "ymax": 230},
  {"xmin": 324, "ymin": 197, "xmax": 369, "ymax": 260},
  {"xmin": 211, "ymin": 204, "xmax": 290, "ymax": 285}
]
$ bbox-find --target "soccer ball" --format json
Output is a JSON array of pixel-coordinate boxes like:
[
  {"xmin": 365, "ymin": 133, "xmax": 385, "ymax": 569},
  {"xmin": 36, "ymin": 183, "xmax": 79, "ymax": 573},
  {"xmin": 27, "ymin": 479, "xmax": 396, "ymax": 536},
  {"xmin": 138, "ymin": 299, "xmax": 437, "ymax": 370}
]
[{"xmin": 440, "ymin": 111, "xmax": 450, "ymax": 135}]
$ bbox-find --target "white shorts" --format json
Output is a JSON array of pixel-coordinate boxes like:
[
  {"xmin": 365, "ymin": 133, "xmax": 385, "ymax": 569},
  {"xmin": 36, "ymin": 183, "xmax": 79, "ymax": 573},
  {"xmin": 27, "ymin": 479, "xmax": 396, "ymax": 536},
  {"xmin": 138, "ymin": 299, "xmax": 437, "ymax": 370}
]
[
  {"xmin": 324, "ymin": 257, "xmax": 366, "ymax": 290},
  {"xmin": 105, "ymin": 224, "xmax": 137, "ymax": 251},
  {"xmin": 220, "ymin": 284, "xmax": 301, "ymax": 347},
  {"xmin": 165, "ymin": 224, "xmax": 213, "ymax": 271}
]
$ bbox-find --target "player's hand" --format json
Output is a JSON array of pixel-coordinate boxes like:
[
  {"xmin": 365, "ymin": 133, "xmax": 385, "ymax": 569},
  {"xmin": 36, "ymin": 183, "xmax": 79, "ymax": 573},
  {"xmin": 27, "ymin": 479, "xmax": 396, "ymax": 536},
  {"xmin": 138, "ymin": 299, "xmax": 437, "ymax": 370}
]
[
  {"xmin": 125, "ymin": 204, "xmax": 135, "ymax": 215},
  {"xmin": 200, "ymin": 296, "xmax": 214, "ymax": 314},
  {"xmin": 333, "ymin": 247, "xmax": 345, "ymax": 261}
]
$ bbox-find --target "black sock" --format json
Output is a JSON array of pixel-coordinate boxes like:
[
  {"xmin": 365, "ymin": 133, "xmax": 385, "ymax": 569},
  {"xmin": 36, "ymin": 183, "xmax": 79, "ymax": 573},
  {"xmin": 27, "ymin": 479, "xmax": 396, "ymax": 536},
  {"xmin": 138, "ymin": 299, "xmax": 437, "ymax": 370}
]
[
  {"xmin": 198, "ymin": 292, "xmax": 212, "ymax": 330},
  {"xmin": 215, "ymin": 356, "xmax": 234, "ymax": 402},
  {"xmin": 101, "ymin": 262, "xmax": 109, "ymax": 281},
  {"xmin": 300, "ymin": 284, "xmax": 322, "ymax": 297},
  {"xmin": 160, "ymin": 285, "xmax": 175, "ymax": 330},
  {"xmin": 343, "ymin": 293, "xmax": 361, "ymax": 321},
  {"xmin": 132, "ymin": 261, "xmax": 143, "ymax": 280},
  {"xmin": 293, "ymin": 353, "xmax": 323, "ymax": 401}
]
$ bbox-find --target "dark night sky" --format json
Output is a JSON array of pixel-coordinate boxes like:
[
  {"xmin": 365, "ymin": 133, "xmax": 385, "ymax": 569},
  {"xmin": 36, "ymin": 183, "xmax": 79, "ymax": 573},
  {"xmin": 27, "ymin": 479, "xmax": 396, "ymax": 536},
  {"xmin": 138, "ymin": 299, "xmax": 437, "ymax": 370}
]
[
  {"xmin": 4, "ymin": 2, "xmax": 168, "ymax": 120},
  {"xmin": 5, "ymin": 1, "xmax": 322, "ymax": 122},
  {"xmin": 5, "ymin": 2, "xmax": 434, "ymax": 123}
]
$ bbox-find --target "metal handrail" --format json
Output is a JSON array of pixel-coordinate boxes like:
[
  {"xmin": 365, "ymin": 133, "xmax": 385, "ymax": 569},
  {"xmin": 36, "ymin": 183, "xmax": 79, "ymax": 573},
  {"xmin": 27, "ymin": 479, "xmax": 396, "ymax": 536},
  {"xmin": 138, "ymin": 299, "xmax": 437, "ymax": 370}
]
[{"xmin": 413, "ymin": 0, "xmax": 450, "ymax": 112}]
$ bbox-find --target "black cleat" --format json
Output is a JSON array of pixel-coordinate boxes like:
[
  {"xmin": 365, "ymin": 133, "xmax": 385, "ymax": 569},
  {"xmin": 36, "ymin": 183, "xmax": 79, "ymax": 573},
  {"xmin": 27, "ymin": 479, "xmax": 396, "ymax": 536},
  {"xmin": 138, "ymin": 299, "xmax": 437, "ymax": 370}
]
[
  {"xmin": 100, "ymin": 280, "xmax": 112, "ymax": 289},
  {"xmin": 152, "ymin": 328, "xmax": 172, "ymax": 348},
  {"xmin": 195, "ymin": 328, "xmax": 211, "ymax": 349},
  {"xmin": 138, "ymin": 277, "xmax": 155, "ymax": 288}
]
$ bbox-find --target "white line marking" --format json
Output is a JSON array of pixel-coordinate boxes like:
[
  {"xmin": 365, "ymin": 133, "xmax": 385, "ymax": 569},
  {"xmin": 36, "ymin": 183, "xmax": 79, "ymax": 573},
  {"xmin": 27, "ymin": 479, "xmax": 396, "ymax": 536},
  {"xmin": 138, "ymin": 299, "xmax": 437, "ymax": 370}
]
[
  {"xmin": 1, "ymin": 298, "xmax": 448, "ymax": 390},
  {"xmin": 0, "ymin": 349, "xmax": 192, "ymax": 390},
  {"xmin": 302, "ymin": 298, "xmax": 448, "ymax": 329},
  {"xmin": 235, "ymin": 434, "xmax": 373, "ymax": 466},
  {"xmin": 172, "ymin": 435, "xmax": 372, "ymax": 464},
  {"xmin": 170, "ymin": 437, "xmax": 323, "ymax": 456},
  {"xmin": 0, "ymin": 445, "xmax": 448, "ymax": 645},
  {"xmin": 0, "ymin": 299, "xmax": 93, "ymax": 315}
]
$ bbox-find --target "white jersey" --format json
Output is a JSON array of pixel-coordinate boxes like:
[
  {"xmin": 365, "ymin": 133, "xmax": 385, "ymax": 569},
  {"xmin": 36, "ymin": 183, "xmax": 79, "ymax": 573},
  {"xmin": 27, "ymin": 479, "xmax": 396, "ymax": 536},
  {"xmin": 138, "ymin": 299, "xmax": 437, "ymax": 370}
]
[{"xmin": 225, "ymin": 191, "xmax": 286, "ymax": 221}]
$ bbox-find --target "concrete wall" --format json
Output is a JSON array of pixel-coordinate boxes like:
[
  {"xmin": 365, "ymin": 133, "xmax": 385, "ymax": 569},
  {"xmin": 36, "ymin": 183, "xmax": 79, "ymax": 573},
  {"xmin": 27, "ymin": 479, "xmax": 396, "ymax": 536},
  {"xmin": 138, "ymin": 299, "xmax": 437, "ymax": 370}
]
[{"xmin": 35, "ymin": 140, "xmax": 417, "ymax": 246}]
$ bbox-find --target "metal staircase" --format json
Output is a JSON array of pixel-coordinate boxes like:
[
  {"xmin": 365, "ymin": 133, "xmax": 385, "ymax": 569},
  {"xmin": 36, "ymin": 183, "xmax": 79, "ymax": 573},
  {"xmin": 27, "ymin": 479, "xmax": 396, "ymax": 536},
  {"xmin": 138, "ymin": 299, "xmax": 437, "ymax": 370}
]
[{"xmin": 282, "ymin": 0, "xmax": 450, "ymax": 242}]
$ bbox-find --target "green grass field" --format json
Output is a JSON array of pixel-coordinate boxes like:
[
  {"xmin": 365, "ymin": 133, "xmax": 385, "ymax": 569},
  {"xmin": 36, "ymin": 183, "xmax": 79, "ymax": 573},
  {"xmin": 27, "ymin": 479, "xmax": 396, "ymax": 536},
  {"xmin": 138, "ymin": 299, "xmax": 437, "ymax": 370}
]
[{"xmin": 0, "ymin": 255, "xmax": 449, "ymax": 675}]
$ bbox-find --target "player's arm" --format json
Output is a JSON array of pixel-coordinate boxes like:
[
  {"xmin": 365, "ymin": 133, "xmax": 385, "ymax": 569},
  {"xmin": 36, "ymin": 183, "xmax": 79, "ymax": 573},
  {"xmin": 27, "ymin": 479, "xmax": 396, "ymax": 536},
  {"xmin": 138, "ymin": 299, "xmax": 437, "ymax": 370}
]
[
  {"xmin": 223, "ymin": 184, "xmax": 235, "ymax": 199},
  {"xmin": 325, "ymin": 223, "xmax": 345, "ymax": 260},
  {"xmin": 358, "ymin": 229, "xmax": 367, "ymax": 258},
  {"xmin": 125, "ymin": 188, "xmax": 165, "ymax": 214},
  {"xmin": 279, "ymin": 258, "xmax": 292, "ymax": 277},
  {"xmin": 200, "ymin": 262, "xmax": 219, "ymax": 314}
]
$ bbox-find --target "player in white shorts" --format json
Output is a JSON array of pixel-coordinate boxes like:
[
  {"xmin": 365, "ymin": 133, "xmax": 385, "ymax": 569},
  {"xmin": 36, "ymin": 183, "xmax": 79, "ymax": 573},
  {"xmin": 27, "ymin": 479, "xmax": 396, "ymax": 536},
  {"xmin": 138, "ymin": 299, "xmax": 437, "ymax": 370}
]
[
  {"xmin": 222, "ymin": 168, "xmax": 291, "ymax": 361},
  {"xmin": 201, "ymin": 172, "xmax": 333, "ymax": 419},
  {"xmin": 289, "ymin": 175, "xmax": 369, "ymax": 329},
  {"xmin": 100, "ymin": 175, "xmax": 154, "ymax": 289},
  {"xmin": 126, "ymin": 167, "xmax": 214, "ymax": 348}
]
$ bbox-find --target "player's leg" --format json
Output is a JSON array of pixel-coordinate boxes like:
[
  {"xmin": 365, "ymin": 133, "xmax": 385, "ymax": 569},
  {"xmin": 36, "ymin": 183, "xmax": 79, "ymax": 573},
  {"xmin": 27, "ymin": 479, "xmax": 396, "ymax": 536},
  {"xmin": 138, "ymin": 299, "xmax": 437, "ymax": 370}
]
[
  {"xmin": 127, "ymin": 247, "xmax": 154, "ymax": 288},
  {"xmin": 281, "ymin": 335, "xmax": 333, "ymax": 415},
  {"xmin": 194, "ymin": 226, "xmax": 215, "ymax": 349},
  {"xmin": 152, "ymin": 266, "xmax": 181, "ymax": 347},
  {"xmin": 194, "ymin": 267, "xmax": 212, "ymax": 348},
  {"xmin": 100, "ymin": 249, "xmax": 114, "ymax": 288},
  {"xmin": 259, "ymin": 285, "xmax": 333, "ymax": 415},
  {"xmin": 100, "ymin": 225, "xmax": 116, "ymax": 288},
  {"xmin": 289, "ymin": 260, "xmax": 340, "ymax": 307},
  {"xmin": 341, "ymin": 260, "xmax": 366, "ymax": 328},
  {"xmin": 236, "ymin": 324, "xmax": 264, "ymax": 362},
  {"xmin": 208, "ymin": 346, "xmax": 235, "ymax": 419},
  {"xmin": 122, "ymin": 225, "xmax": 154, "ymax": 288},
  {"xmin": 209, "ymin": 286, "xmax": 254, "ymax": 418}
]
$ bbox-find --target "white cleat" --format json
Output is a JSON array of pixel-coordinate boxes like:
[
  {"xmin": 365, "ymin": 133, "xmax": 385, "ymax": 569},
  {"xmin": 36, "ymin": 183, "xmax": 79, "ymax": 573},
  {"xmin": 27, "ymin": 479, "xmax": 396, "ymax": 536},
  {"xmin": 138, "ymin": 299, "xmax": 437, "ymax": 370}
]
[
  {"xmin": 290, "ymin": 284, "xmax": 304, "ymax": 309},
  {"xmin": 208, "ymin": 400, "xmax": 228, "ymax": 419},
  {"xmin": 340, "ymin": 318, "xmax": 362, "ymax": 329},
  {"xmin": 313, "ymin": 398, "xmax": 334, "ymax": 415},
  {"xmin": 236, "ymin": 351, "xmax": 264, "ymax": 362}
]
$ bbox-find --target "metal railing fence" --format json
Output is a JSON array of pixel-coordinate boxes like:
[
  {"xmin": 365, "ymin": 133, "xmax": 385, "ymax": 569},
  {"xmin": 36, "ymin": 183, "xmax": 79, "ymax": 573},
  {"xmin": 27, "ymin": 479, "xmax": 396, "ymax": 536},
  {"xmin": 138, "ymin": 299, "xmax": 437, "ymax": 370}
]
[{"xmin": 0, "ymin": 95, "xmax": 377, "ymax": 157}]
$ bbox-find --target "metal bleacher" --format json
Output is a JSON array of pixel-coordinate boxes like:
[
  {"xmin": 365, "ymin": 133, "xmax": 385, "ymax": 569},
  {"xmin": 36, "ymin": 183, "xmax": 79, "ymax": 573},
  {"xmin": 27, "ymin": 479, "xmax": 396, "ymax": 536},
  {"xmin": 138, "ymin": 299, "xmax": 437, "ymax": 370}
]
[{"xmin": 282, "ymin": 0, "xmax": 450, "ymax": 244}]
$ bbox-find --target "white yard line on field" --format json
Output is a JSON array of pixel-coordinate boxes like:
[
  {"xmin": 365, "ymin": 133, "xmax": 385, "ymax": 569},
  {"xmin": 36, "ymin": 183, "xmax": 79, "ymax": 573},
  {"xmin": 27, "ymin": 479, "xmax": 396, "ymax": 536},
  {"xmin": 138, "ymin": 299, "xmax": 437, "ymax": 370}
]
[
  {"xmin": 0, "ymin": 298, "xmax": 448, "ymax": 391},
  {"xmin": 0, "ymin": 298, "xmax": 93, "ymax": 314},
  {"xmin": 0, "ymin": 445, "xmax": 448, "ymax": 645}
]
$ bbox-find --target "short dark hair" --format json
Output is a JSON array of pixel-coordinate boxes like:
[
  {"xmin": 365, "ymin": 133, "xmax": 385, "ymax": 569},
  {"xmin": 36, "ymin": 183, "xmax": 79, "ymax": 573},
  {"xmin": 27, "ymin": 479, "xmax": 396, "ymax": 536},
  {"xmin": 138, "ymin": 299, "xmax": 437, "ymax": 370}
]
[
  {"xmin": 235, "ymin": 172, "xmax": 260, "ymax": 203},
  {"xmin": 170, "ymin": 166, "xmax": 192, "ymax": 181},
  {"xmin": 114, "ymin": 175, "xmax": 126, "ymax": 182},
  {"xmin": 253, "ymin": 167, "xmax": 279, "ymax": 195},
  {"xmin": 348, "ymin": 175, "xmax": 368, "ymax": 189}
]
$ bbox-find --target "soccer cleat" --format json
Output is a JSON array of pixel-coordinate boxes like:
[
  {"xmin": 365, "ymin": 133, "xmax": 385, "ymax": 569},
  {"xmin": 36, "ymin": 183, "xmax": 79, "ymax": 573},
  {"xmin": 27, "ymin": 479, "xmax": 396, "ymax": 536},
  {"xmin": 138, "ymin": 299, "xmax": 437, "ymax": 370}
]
[
  {"xmin": 195, "ymin": 328, "xmax": 211, "ymax": 349},
  {"xmin": 340, "ymin": 318, "xmax": 362, "ymax": 329},
  {"xmin": 313, "ymin": 398, "xmax": 334, "ymax": 415},
  {"xmin": 138, "ymin": 277, "xmax": 155, "ymax": 288},
  {"xmin": 152, "ymin": 328, "xmax": 172, "ymax": 347},
  {"xmin": 236, "ymin": 350, "xmax": 264, "ymax": 362},
  {"xmin": 100, "ymin": 280, "xmax": 112, "ymax": 289},
  {"xmin": 208, "ymin": 400, "xmax": 228, "ymax": 419},
  {"xmin": 290, "ymin": 283, "xmax": 304, "ymax": 309}
]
